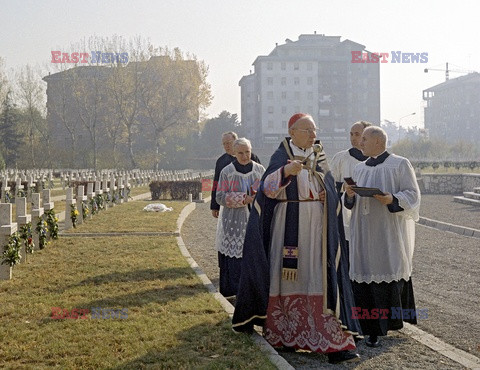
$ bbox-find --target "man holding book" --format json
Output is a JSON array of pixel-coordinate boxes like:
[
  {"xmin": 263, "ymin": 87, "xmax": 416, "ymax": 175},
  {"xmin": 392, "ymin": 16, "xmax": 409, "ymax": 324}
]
[{"xmin": 344, "ymin": 126, "xmax": 421, "ymax": 348}]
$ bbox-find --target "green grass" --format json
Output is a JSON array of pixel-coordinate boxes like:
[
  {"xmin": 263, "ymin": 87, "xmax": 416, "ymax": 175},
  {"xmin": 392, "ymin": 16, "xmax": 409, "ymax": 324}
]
[
  {"xmin": 65, "ymin": 200, "xmax": 187, "ymax": 233},
  {"xmin": 0, "ymin": 205, "xmax": 274, "ymax": 369},
  {"xmin": 129, "ymin": 186, "xmax": 150, "ymax": 197},
  {"xmin": 50, "ymin": 188, "xmax": 66, "ymax": 197}
]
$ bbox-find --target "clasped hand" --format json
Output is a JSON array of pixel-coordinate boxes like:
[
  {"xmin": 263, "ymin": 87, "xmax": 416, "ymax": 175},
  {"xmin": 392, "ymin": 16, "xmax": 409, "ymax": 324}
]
[{"xmin": 284, "ymin": 160, "xmax": 303, "ymax": 177}]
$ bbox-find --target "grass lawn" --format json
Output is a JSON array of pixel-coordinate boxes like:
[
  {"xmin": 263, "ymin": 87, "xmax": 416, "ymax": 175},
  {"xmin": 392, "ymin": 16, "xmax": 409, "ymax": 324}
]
[
  {"xmin": 0, "ymin": 202, "xmax": 274, "ymax": 369},
  {"xmin": 64, "ymin": 200, "xmax": 187, "ymax": 234}
]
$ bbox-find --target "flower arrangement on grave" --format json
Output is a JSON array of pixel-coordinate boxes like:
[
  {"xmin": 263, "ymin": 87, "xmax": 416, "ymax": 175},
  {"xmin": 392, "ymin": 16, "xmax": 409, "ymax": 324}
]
[
  {"xmin": 36, "ymin": 219, "xmax": 48, "ymax": 249},
  {"xmin": 17, "ymin": 189, "xmax": 26, "ymax": 198},
  {"xmin": 112, "ymin": 190, "xmax": 119, "ymax": 204},
  {"xmin": 82, "ymin": 200, "xmax": 89, "ymax": 220},
  {"xmin": 5, "ymin": 190, "xmax": 12, "ymax": 203},
  {"xmin": 89, "ymin": 197, "xmax": 98, "ymax": 215},
  {"xmin": 45, "ymin": 209, "xmax": 59, "ymax": 239},
  {"xmin": 19, "ymin": 222, "xmax": 35, "ymax": 254},
  {"xmin": 70, "ymin": 204, "xmax": 79, "ymax": 228},
  {"xmin": 104, "ymin": 192, "xmax": 112, "ymax": 203},
  {"xmin": 1, "ymin": 232, "xmax": 22, "ymax": 266},
  {"xmin": 95, "ymin": 194, "xmax": 104, "ymax": 210},
  {"xmin": 126, "ymin": 186, "xmax": 131, "ymax": 199}
]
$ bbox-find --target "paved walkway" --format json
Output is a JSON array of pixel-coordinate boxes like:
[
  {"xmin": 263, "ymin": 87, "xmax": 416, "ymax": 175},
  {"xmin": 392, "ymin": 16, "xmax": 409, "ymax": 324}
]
[{"xmin": 181, "ymin": 195, "xmax": 480, "ymax": 369}]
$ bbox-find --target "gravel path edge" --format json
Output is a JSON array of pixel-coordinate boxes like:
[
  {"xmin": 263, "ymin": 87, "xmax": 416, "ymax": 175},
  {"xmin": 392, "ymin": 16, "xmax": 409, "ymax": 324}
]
[{"xmin": 176, "ymin": 200, "xmax": 295, "ymax": 370}]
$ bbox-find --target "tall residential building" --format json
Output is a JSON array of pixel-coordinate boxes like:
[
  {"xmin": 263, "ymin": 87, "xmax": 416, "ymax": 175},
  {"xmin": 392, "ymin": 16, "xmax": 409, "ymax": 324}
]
[
  {"xmin": 239, "ymin": 33, "xmax": 380, "ymax": 157},
  {"xmin": 422, "ymin": 72, "xmax": 480, "ymax": 143}
]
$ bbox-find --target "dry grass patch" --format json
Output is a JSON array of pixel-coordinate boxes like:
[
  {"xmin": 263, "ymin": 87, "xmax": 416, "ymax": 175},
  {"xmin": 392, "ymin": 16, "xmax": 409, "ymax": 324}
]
[
  {"xmin": 129, "ymin": 186, "xmax": 150, "ymax": 198},
  {"xmin": 0, "ymin": 235, "xmax": 274, "ymax": 369},
  {"xmin": 64, "ymin": 200, "xmax": 187, "ymax": 234}
]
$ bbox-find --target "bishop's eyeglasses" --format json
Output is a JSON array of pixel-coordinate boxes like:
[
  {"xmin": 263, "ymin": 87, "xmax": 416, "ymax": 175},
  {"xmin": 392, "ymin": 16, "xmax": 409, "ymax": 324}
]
[{"xmin": 293, "ymin": 127, "xmax": 319, "ymax": 134}]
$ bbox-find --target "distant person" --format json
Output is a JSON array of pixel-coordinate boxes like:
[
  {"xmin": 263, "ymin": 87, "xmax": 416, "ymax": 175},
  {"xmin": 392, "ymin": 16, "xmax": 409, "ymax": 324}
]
[
  {"xmin": 330, "ymin": 121, "xmax": 371, "ymax": 255},
  {"xmin": 345, "ymin": 126, "xmax": 421, "ymax": 348},
  {"xmin": 233, "ymin": 113, "xmax": 361, "ymax": 364},
  {"xmin": 210, "ymin": 132, "xmax": 261, "ymax": 218},
  {"xmin": 215, "ymin": 138, "xmax": 265, "ymax": 298}
]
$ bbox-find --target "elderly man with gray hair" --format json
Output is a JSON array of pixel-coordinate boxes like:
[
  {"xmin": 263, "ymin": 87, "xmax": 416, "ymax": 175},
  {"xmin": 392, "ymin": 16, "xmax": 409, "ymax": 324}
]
[
  {"xmin": 210, "ymin": 132, "xmax": 261, "ymax": 218},
  {"xmin": 215, "ymin": 137, "xmax": 265, "ymax": 299},
  {"xmin": 344, "ymin": 126, "xmax": 421, "ymax": 348}
]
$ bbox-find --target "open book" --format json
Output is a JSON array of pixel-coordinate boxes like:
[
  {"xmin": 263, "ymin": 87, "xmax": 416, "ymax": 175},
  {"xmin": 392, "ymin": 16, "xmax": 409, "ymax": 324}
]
[{"xmin": 351, "ymin": 186, "xmax": 385, "ymax": 197}]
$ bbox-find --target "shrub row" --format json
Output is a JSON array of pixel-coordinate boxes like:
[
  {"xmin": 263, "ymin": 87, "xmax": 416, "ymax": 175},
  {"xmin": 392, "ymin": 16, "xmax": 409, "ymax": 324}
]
[
  {"xmin": 149, "ymin": 181, "xmax": 202, "ymax": 200},
  {"xmin": 412, "ymin": 161, "xmax": 480, "ymax": 170}
]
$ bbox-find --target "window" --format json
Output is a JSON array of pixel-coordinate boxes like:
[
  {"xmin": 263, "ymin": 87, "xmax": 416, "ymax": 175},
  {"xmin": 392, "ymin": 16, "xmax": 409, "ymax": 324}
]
[
  {"xmin": 294, "ymin": 91, "xmax": 300, "ymax": 100},
  {"xmin": 307, "ymin": 77, "xmax": 313, "ymax": 85},
  {"xmin": 268, "ymin": 106, "xmax": 274, "ymax": 114},
  {"xmin": 281, "ymin": 91, "xmax": 287, "ymax": 99},
  {"xmin": 267, "ymin": 91, "xmax": 273, "ymax": 99},
  {"xmin": 267, "ymin": 62, "xmax": 273, "ymax": 70},
  {"xmin": 267, "ymin": 77, "xmax": 273, "ymax": 85},
  {"xmin": 307, "ymin": 62, "xmax": 312, "ymax": 71},
  {"xmin": 281, "ymin": 62, "xmax": 286, "ymax": 70},
  {"xmin": 282, "ymin": 120, "xmax": 287, "ymax": 129},
  {"xmin": 294, "ymin": 77, "xmax": 299, "ymax": 85},
  {"xmin": 307, "ymin": 92, "xmax": 313, "ymax": 100},
  {"xmin": 281, "ymin": 77, "xmax": 286, "ymax": 86},
  {"xmin": 281, "ymin": 106, "xmax": 286, "ymax": 113},
  {"xmin": 294, "ymin": 62, "xmax": 299, "ymax": 70}
]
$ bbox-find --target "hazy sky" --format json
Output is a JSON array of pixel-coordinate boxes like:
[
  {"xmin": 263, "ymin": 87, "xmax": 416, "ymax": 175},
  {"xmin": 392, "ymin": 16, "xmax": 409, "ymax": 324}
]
[{"xmin": 1, "ymin": 0, "xmax": 478, "ymax": 128}]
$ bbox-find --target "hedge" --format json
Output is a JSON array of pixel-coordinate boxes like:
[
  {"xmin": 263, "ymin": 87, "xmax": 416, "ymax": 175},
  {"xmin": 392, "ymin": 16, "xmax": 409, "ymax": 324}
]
[{"xmin": 149, "ymin": 180, "xmax": 202, "ymax": 200}]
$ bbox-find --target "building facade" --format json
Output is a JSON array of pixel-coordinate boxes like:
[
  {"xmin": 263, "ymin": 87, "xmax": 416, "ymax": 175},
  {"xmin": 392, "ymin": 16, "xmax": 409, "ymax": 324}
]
[
  {"xmin": 423, "ymin": 72, "xmax": 480, "ymax": 143},
  {"xmin": 43, "ymin": 56, "xmax": 202, "ymax": 168},
  {"xmin": 239, "ymin": 33, "xmax": 380, "ymax": 157}
]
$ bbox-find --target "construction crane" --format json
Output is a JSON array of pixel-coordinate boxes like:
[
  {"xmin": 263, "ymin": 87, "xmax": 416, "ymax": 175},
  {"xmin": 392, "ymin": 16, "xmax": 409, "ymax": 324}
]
[{"xmin": 424, "ymin": 62, "xmax": 475, "ymax": 81}]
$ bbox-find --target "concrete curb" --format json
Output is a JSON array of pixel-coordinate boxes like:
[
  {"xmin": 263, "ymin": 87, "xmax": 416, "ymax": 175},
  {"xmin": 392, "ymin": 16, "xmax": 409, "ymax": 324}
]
[
  {"xmin": 59, "ymin": 232, "xmax": 179, "ymax": 237},
  {"xmin": 176, "ymin": 201, "xmax": 294, "ymax": 370},
  {"xmin": 418, "ymin": 217, "xmax": 480, "ymax": 239},
  {"xmin": 401, "ymin": 323, "xmax": 480, "ymax": 369},
  {"xmin": 184, "ymin": 196, "xmax": 479, "ymax": 368}
]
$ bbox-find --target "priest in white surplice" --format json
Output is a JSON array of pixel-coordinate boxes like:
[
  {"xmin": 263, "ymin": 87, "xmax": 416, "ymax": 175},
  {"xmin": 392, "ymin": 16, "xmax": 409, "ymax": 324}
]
[
  {"xmin": 330, "ymin": 121, "xmax": 371, "ymax": 249},
  {"xmin": 215, "ymin": 138, "xmax": 265, "ymax": 298},
  {"xmin": 344, "ymin": 126, "xmax": 421, "ymax": 348}
]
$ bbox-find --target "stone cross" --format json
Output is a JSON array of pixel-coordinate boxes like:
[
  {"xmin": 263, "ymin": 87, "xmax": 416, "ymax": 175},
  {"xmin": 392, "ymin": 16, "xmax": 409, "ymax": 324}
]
[
  {"xmin": 0, "ymin": 203, "xmax": 18, "ymax": 279},
  {"xmin": 64, "ymin": 188, "xmax": 75, "ymax": 230},
  {"xmin": 15, "ymin": 197, "xmax": 31, "ymax": 263},
  {"xmin": 43, "ymin": 189, "xmax": 55, "ymax": 211},
  {"xmin": 76, "ymin": 185, "xmax": 87, "ymax": 225},
  {"xmin": 31, "ymin": 193, "xmax": 44, "ymax": 252}
]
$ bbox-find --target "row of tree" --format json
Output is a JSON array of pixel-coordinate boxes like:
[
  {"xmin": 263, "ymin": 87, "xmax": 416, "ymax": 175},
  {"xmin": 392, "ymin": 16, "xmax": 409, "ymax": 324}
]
[
  {"xmin": 391, "ymin": 136, "xmax": 480, "ymax": 161},
  {"xmin": 0, "ymin": 36, "xmax": 224, "ymax": 170}
]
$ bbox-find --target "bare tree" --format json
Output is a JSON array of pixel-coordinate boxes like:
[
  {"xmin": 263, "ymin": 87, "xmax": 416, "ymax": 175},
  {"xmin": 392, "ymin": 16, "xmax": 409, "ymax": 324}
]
[
  {"xmin": 16, "ymin": 65, "xmax": 49, "ymax": 167},
  {"xmin": 138, "ymin": 47, "xmax": 212, "ymax": 170}
]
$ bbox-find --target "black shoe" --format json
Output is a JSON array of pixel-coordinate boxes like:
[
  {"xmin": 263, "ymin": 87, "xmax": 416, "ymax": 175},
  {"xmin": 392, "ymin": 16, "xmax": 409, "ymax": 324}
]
[
  {"xmin": 365, "ymin": 335, "xmax": 381, "ymax": 347},
  {"xmin": 354, "ymin": 335, "xmax": 363, "ymax": 344},
  {"xmin": 328, "ymin": 350, "xmax": 360, "ymax": 364},
  {"xmin": 276, "ymin": 346, "xmax": 296, "ymax": 353}
]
